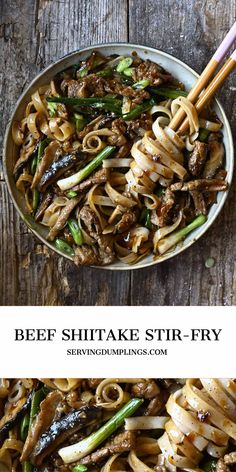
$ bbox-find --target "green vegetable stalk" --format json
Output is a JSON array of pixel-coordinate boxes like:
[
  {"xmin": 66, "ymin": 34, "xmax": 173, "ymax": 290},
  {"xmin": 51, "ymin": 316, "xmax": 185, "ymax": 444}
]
[
  {"xmin": 123, "ymin": 98, "xmax": 156, "ymax": 121},
  {"xmin": 116, "ymin": 57, "xmax": 133, "ymax": 73},
  {"xmin": 47, "ymin": 96, "xmax": 122, "ymax": 115},
  {"xmin": 59, "ymin": 398, "xmax": 143, "ymax": 463},
  {"xmin": 157, "ymin": 214, "xmax": 207, "ymax": 255},
  {"xmin": 68, "ymin": 219, "xmax": 83, "ymax": 246},
  {"xmin": 55, "ymin": 238, "xmax": 75, "ymax": 257},
  {"xmin": 57, "ymin": 145, "xmax": 116, "ymax": 191},
  {"xmin": 149, "ymin": 87, "xmax": 188, "ymax": 99}
]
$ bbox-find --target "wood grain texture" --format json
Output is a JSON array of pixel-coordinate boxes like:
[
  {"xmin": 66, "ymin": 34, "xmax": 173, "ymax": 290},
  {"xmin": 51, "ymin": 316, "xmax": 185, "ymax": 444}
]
[{"xmin": 0, "ymin": 0, "xmax": 235, "ymax": 306}]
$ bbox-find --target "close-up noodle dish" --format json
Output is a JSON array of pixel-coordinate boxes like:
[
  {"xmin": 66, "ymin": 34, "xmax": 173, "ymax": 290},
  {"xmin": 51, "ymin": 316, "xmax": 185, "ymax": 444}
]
[
  {"xmin": 1, "ymin": 379, "xmax": 236, "ymax": 471},
  {"xmin": 12, "ymin": 51, "xmax": 228, "ymax": 266}
]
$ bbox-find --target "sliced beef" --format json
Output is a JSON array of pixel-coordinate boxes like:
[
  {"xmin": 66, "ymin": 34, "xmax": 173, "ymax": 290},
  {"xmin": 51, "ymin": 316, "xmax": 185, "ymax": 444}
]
[
  {"xmin": 189, "ymin": 190, "xmax": 207, "ymax": 216},
  {"xmin": 35, "ymin": 192, "xmax": 54, "ymax": 222},
  {"xmin": 72, "ymin": 168, "xmax": 109, "ymax": 192},
  {"xmin": 203, "ymin": 134, "xmax": 224, "ymax": 178},
  {"xmin": 126, "ymin": 112, "xmax": 153, "ymax": 138},
  {"xmin": 115, "ymin": 210, "xmax": 137, "ymax": 233},
  {"xmin": 61, "ymin": 79, "xmax": 88, "ymax": 98},
  {"xmin": 131, "ymin": 380, "xmax": 160, "ymax": 399},
  {"xmin": 79, "ymin": 206, "xmax": 115, "ymax": 265},
  {"xmin": 132, "ymin": 59, "xmax": 172, "ymax": 86},
  {"xmin": 107, "ymin": 118, "xmax": 127, "ymax": 146},
  {"xmin": 104, "ymin": 79, "xmax": 150, "ymax": 104},
  {"xmin": 32, "ymin": 141, "xmax": 61, "ymax": 189},
  {"xmin": 188, "ymin": 141, "xmax": 208, "ymax": 176},
  {"xmin": 21, "ymin": 391, "xmax": 63, "ymax": 462},
  {"xmin": 79, "ymin": 431, "xmax": 136, "ymax": 465},
  {"xmin": 170, "ymin": 179, "xmax": 228, "ymax": 192},
  {"xmin": 47, "ymin": 197, "xmax": 81, "ymax": 241},
  {"xmin": 154, "ymin": 189, "xmax": 175, "ymax": 227}
]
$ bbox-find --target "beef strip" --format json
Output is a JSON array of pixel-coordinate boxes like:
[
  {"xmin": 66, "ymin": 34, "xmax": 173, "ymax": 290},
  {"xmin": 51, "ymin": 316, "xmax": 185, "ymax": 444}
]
[
  {"xmin": 152, "ymin": 189, "xmax": 175, "ymax": 227},
  {"xmin": 47, "ymin": 197, "xmax": 81, "ymax": 241},
  {"xmin": 79, "ymin": 206, "xmax": 115, "ymax": 265},
  {"xmin": 72, "ymin": 168, "xmax": 109, "ymax": 192},
  {"xmin": 132, "ymin": 59, "xmax": 172, "ymax": 86},
  {"xmin": 107, "ymin": 118, "xmax": 127, "ymax": 146},
  {"xmin": 21, "ymin": 391, "xmax": 63, "ymax": 462},
  {"xmin": 79, "ymin": 431, "xmax": 136, "ymax": 465},
  {"xmin": 131, "ymin": 380, "xmax": 160, "ymax": 399},
  {"xmin": 35, "ymin": 192, "xmax": 54, "ymax": 222},
  {"xmin": 144, "ymin": 390, "xmax": 169, "ymax": 416},
  {"xmin": 188, "ymin": 141, "xmax": 208, "ymax": 176},
  {"xmin": 32, "ymin": 141, "xmax": 61, "ymax": 189},
  {"xmin": 126, "ymin": 112, "xmax": 153, "ymax": 139},
  {"xmin": 61, "ymin": 79, "xmax": 89, "ymax": 98},
  {"xmin": 115, "ymin": 210, "xmax": 137, "ymax": 233},
  {"xmin": 14, "ymin": 143, "xmax": 39, "ymax": 180},
  {"xmin": 189, "ymin": 190, "xmax": 207, "ymax": 215},
  {"xmin": 170, "ymin": 179, "xmax": 228, "ymax": 192},
  {"xmin": 203, "ymin": 134, "xmax": 224, "ymax": 178}
]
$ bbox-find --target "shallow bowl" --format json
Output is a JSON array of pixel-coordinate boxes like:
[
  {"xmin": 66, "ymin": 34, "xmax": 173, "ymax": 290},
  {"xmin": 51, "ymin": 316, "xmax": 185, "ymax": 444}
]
[{"xmin": 3, "ymin": 43, "xmax": 234, "ymax": 270}]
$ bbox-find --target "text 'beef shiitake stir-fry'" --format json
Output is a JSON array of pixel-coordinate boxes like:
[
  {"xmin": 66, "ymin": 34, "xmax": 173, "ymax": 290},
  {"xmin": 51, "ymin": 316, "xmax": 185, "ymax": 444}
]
[
  {"xmin": 12, "ymin": 51, "xmax": 228, "ymax": 265},
  {"xmin": 1, "ymin": 379, "xmax": 236, "ymax": 472}
]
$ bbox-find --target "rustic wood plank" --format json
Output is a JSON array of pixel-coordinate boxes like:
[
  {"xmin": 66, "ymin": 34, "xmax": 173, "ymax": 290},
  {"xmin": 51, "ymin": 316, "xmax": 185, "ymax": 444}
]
[
  {"xmin": 129, "ymin": 0, "xmax": 236, "ymax": 305},
  {"xmin": 0, "ymin": 0, "xmax": 130, "ymax": 306}
]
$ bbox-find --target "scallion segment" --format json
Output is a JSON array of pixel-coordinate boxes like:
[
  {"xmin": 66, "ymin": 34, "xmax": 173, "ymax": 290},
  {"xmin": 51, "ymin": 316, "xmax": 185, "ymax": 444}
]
[
  {"xmin": 123, "ymin": 67, "xmax": 134, "ymax": 77},
  {"xmin": 47, "ymin": 96, "xmax": 122, "ymax": 115},
  {"xmin": 66, "ymin": 190, "xmax": 78, "ymax": 198},
  {"xmin": 72, "ymin": 466, "xmax": 88, "ymax": 472},
  {"xmin": 149, "ymin": 87, "xmax": 188, "ymax": 99},
  {"xmin": 116, "ymin": 57, "xmax": 133, "ymax": 73},
  {"xmin": 73, "ymin": 113, "xmax": 86, "ymax": 131},
  {"xmin": 198, "ymin": 128, "xmax": 210, "ymax": 142},
  {"xmin": 57, "ymin": 145, "xmax": 116, "ymax": 191},
  {"xmin": 123, "ymin": 98, "xmax": 156, "ymax": 121},
  {"xmin": 202, "ymin": 459, "xmax": 217, "ymax": 472},
  {"xmin": 68, "ymin": 219, "xmax": 83, "ymax": 246},
  {"xmin": 59, "ymin": 398, "xmax": 143, "ymax": 463},
  {"xmin": 20, "ymin": 414, "xmax": 30, "ymax": 441},
  {"xmin": 157, "ymin": 214, "xmax": 207, "ymax": 255},
  {"xmin": 47, "ymin": 102, "xmax": 58, "ymax": 117},
  {"xmin": 133, "ymin": 79, "xmax": 150, "ymax": 90},
  {"xmin": 55, "ymin": 239, "xmax": 75, "ymax": 257}
]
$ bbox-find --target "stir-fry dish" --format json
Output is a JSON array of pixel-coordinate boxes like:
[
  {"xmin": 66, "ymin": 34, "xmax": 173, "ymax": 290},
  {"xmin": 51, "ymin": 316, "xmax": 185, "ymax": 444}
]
[
  {"xmin": 12, "ymin": 51, "xmax": 228, "ymax": 265},
  {"xmin": 1, "ymin": 379, "xmax": 236, "ymax": 472}
]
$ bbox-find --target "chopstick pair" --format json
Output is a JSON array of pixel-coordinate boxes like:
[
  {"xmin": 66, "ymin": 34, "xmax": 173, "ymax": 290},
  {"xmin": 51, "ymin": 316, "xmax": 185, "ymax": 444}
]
[{"xmin": 169, "ymin": 21, "xmax": 236, "ymax": 135}]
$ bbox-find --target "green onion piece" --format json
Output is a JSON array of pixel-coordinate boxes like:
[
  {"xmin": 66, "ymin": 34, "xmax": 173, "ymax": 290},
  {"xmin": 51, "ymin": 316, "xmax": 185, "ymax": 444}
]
[
  {"xmin": 29, "ymin": 389, "xmax": 45, "ymax": 428},
  {"xmin": 72, "ymin": 466, "xmax": 88, "ymax": 472},
  {"xmin": 96, "ymin": 68, "xmax": 112, "ymax": 78},
  {"xmin": 59, "ymin": 398, "xmax": 143, "ymax": 463},
  {"xmin": 198, "ymin": 128, "xmax": 210, "ymax": 142},
  {"xmin": 31, "ymin": 156, "xmax": 38, "ymax": 175},
  {"xmin": 32, "ymin": 189, "xmax": 40, "ymax": 212},
  {"xmin": 79, "ymin": 67, "xmax": 88, "ymax": 78},
  {"xmin": 55, "ymin": 239, "xmax": 75, "ymax": 257},
  {"xmin": 123, "ymin": 67, "xmax": 134, "ymax": 77},
  {"xmin": 157, "ymin": 214, "xmax": 207, "ymax": 255},
  {"xmin": 73, "ymin": 113, "xmax": 86, "ymax": 131},
  {"xmin": 57, "ymin": 145, "xmax": 116, "ymax": 191},
  {"xmin": 149, "ymin": 87, "xmax": 188, "ymax": 99},
  {"xmin": 47, "ymin": 96, "xmax": 121, "ymax": 106},
  {"xmin": 20, "ymin": 414, "xmax": 30, "ymax": 441},
  {"xmin": 140, "ymin": 208, "xmax": 152, "ymax": 229},
  {"xmin": 22, "ymin": 462, "xmax": 33, "ymax": 472},
  {"xmin": 68, "ymin": 219, "xmax": 83, "ymax": 246},
  {"xmin": 66, "ymin": 190, "xmax": 78, "ymax": 198},
  {"xmin": 202, "ymin": 459, "xmax": 217, "ymax": 472},
  {"xmin": 116, "ymin": 57, "xmax": 133, "ymax": 73},
  {"xmin": 123, "ymin": 98, "xmax": 156, "ymax": 121},
  {"xmin": 47, "ymin": 102, "xmax": 57, "ymax": 117},
  {"xmin": 38, "ymin": 138, "xmax": 49, "ymax": 160},
  {"xmin": 133, "ymin": 79, "xmax": 150, "ymax": 90},
  {"xmin": 155, "ymin": 186, "xmax": 165, "ymax": 197}
]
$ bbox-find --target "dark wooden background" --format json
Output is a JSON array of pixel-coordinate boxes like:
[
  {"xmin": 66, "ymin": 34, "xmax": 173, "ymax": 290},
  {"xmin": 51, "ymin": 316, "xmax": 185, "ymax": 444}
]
[{"xmin": 0, "ymin": 0, "xmax": 235, "ymax": 306}]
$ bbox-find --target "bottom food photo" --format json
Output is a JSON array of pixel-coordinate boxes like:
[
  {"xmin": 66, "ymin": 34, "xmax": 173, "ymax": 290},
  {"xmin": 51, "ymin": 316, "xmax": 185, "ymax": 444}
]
[{"xmin": 0, "ymin": 378, "xmax": 236, "ymax": 472}]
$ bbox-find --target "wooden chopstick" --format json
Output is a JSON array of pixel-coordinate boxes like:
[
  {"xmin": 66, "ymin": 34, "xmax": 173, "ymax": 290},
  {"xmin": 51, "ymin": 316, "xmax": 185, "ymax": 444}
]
[
  {"xmin": 178, "ymin": 52, "xmax": 236, "ymax": 135},
  {"xmin": 168, "ymin": 21, "xmax": 236, "ymax": 132}
]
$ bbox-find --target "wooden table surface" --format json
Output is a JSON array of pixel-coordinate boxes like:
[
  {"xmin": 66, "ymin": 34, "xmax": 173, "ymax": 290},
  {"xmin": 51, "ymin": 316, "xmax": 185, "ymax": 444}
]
[{"xmin": 0, "ymin": 0, "xmax": 235, "ymax": 306}]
